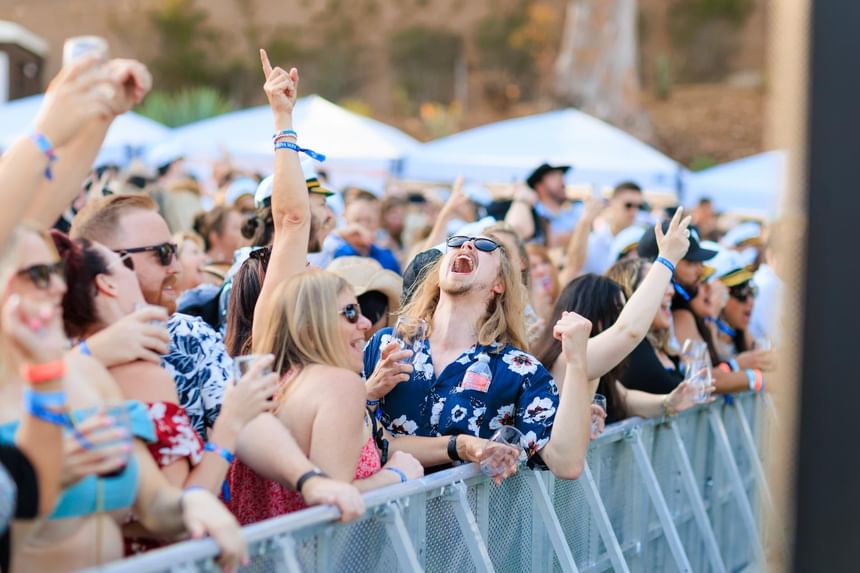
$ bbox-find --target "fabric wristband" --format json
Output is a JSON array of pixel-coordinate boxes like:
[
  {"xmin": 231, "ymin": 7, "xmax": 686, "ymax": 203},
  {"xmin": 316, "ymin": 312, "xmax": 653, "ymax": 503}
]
[
  {"xmin": 30, "ymin": 133, "xmax": 57, "ymax": 180},
  {"xmin": 21, "ymin": 360, "xmax": 66, "ymax": 384},
  {"xmin": 272, "ymin": 129, "xmax": 298, "ymax": 140},
  {"xmin": 744, "ymin": 369, "xmax": 764, "ymax": 392},
  {"xmin": 204, "ymin": 442, "xmax": 235, "ymax": 465},
  {"xmin": 447, "ymin": 435, "xmax": 461, "ymax": 462},
  {"xmin": 384, "ymin": 467, "xmax": 407, "ymax": 483},
  {"xmin": 728, "ymin": 358, "xmax": 740, "ymax": 372},
  {"xmin": 274, "ymin": 140, "xmax": 326, "ymax": 162},
  {"xmin": 78, "ymin": 341, "xmax": 92, "ymax": 356},
  {"xmin": 296, "ymin": 468, "xmax": 328, "ymax": 494},
  {"xmin": 656, "ymin": 256, "xmax": 676, "ymax": 275},
  {"xmin": 24, "ymin": 389, "xmax": 70, "ymax": 428}
]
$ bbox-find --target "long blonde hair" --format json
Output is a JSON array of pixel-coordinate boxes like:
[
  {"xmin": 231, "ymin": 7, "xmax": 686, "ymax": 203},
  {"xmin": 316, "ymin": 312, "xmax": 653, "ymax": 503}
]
[
  {"xmin": 254, "ymin": 270, "xmax": 355, "ymax": 377},
  {"xmin": 398, "ymin": 234, "xmax": 529, "ymax": 351}
]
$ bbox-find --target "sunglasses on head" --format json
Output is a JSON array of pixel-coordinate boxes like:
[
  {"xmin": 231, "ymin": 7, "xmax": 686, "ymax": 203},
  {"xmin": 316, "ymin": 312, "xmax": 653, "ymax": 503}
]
[
  {"xmin": 16, "ymin": 262, "xmax": 65, "ymax": 290},
  {"xmin": 339, "ymin": 303, "xmax": 362, "ymax": 324},
  {"xmin": 729, "ymin": 283, "xmax": 758, "ymax": 303},
  {"xmin": 113, "ymin": 242, "xmax": 177, "ymax": 270},
  {"xmin": 446, "ymin": 236, "xmax": 501, "ymax": 253}
]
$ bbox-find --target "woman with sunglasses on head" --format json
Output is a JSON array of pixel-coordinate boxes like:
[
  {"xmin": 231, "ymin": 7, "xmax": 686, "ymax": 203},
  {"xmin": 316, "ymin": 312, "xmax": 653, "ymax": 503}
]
[{"xmin": 0, "ymin": 225, "xmax": 246, "ymax": 573}]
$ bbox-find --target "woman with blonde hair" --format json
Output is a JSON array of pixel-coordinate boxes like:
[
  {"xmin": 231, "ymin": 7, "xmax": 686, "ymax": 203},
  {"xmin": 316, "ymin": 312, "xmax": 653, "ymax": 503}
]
[
  {"xmin": 526, "ymin": 243, "xmax": 560, "ymax": 325},
  {"xmin": 0, "ymin": 225, "xmax": 246, "ymax": 572},
  {"xmin": 228, "ymin": 270, "xmax": 423, "ymax": 524}
]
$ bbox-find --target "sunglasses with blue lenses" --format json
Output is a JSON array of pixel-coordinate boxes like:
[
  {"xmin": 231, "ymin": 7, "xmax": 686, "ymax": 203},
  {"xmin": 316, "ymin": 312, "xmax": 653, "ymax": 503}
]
[
  {"xmin": 446, "ymin": 236, "xmax": 500, "ymax": 253},
  {"xmin": 339, "ymin": 303, "xmax": 362, "ymax": 324}
]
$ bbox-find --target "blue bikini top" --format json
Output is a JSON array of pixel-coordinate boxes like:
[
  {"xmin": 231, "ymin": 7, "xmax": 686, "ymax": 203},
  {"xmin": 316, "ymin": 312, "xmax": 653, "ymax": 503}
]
[{"xmin": 0, "ymin": 400, "xmax": 156, "ymax": 520}]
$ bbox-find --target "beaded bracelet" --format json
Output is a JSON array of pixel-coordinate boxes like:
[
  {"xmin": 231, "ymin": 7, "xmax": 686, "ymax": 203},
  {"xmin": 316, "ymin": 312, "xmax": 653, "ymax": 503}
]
[
  {"xmin": 274, "ymin": 140, "xmax": 326, "ymax": 162},
  {"xmin": 30, "ymin": 133, "xmax": 57, "ymax": 180}
]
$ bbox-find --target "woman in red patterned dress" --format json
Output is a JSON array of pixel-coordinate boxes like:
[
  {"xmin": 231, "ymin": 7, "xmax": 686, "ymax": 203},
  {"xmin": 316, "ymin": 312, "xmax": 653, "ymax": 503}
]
[{"xmin": 228, "ymin": 271, "xmax": 424, "ymax": 524}]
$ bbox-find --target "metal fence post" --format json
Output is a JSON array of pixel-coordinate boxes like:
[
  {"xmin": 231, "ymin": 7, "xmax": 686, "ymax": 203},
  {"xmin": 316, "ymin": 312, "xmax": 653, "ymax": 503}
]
[
  {"xmin": 526, "ymin": 472, "xmax": 580, "ymax": 573},
  {"xmin": 707, "ymin": 406, "xmax": 767, "ymax": 568},
  {"xmin": 669, "ymin": 421, "xmax": 727, "ymax": 573},
  {"xmin": 381, "ymin": 502, "xmax": 423, "ymax": 573},
  {"xmin": 579, "ymin": 461, "xmax": 631, "ymax": 573},
  {"xmin": 272, "ymin": 534, "xmax": 303, "ymax": 573},
  {"xmin": 445, "ymin": 481, "xmax": 496, "ymax": 573},
  {"xmin": 628, "ymin": 428, "xmax": 693, "ymax": 572}
]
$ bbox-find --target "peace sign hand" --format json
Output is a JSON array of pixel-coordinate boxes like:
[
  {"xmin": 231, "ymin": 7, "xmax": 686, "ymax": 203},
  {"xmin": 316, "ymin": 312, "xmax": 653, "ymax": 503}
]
[
  {"xmin": 260, "ymin": 49, "xmax": 299, "ymax": 118},
  {"xmin": 656, "ymin": 207, "xmax": 692, "ymax": 265}
]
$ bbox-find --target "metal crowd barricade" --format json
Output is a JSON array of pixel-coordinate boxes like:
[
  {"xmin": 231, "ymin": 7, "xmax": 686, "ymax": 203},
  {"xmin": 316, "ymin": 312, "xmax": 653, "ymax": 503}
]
[{"xmin": 85, "ymin": 392, "xmax": 770, "ymax": 573}]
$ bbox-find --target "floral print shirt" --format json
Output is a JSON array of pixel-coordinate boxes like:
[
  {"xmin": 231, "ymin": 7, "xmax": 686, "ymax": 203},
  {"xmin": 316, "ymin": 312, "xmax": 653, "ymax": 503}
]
[
  {"xmin": 162, "ymin": 313, "xmax": 234, "ymax": 441},
  {"xmin": 363, "ymin": 328, "xmax": 559, "ymax": 468}
]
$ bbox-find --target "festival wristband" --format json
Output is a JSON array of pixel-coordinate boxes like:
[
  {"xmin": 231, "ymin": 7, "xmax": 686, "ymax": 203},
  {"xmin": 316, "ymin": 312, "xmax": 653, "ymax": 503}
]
[
  {"xmin": 728, "ymin": 358, "xmax": 740, "ymax": 372},
  {"xmin": 272, "ymin": 129, "xmax": 298, "ymax": 140},
  {"xmin": 656, "ymin": 256, "xmax": 676, "ymax": 275},
  {"xmin": 24, "ymin": 390, "xmax": 70, "ymax": 428},
  {"xmin": 744, "ymin": 369, "xmax": 763, "ymax": 392},
  {"xmin": 384, "ymin": 467, "xmax": 407, "ymax": 483},
  {"xmin": 20, "ymin": 360, "xmax": 66, "ymax": 385},
  {"xmin": 274, "ymin": 140, "xmax": 326, "ymax": 162},
  {"xmin": 30, "ymin": 133, "xmax": 57, "ymax": 180},
  {"xmin": 204, "ymin": 442, "xmax": 235, "ymax": 465},
  {"xmin": 78, "ymin": 341, "xmax": 92, "ymax": 356}
]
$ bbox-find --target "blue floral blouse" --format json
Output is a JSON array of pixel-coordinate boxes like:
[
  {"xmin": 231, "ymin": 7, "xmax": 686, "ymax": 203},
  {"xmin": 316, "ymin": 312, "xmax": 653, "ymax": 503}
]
[
  {"xmin": 363, "ymin": 327, "xmax": 559, "ymax": 467},
  {"xmin": 162, "ymin": 313, "xmax": 233, "ymax": 440}
]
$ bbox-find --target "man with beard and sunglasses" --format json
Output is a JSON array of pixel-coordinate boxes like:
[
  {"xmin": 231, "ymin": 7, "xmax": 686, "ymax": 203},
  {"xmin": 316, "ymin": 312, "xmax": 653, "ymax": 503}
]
[{"xmin": 364, "ymin": 233, "xmax": 597, "ymax": 482}]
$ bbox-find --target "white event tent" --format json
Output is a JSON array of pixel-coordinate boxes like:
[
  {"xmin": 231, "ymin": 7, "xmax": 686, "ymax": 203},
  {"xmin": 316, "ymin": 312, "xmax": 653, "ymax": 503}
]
[
  {"xmin": 0, "ymin": 94, "xmax": 170, "ymax": 166},
  {"xmin": 148, "ymin": 95, "xmax": 420, "ymax": 193},
  {"xmin": 683, "ymin": 150, "xmax": 786, "ymax": 216},
  {"xmin": 402, "ymin": 108, "xmax": 683, "ymax": 193}
]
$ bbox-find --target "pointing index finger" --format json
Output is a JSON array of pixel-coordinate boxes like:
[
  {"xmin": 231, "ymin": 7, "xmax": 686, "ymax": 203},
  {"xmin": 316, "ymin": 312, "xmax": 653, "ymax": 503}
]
[{"xmin": 259, "ymin": 49, "xmax": 273, "ymax": 78}]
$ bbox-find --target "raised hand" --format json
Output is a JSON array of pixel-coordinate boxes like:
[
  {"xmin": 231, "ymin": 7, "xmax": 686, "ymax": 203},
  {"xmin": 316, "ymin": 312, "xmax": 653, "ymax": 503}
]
[
  {"xmin": 581, "ymin": 197, "xmax": 607, "ymax": 223},
  {"xmin": 219, "ymin": 354, "xmax": 280, "ymax": 428},
  {"xmin": 260, "ymin": 49, "xmax": 299, "ymax": 118},
  {"xmin": 552, "ymin": 311, "xmax": 592, "ymax": 367},
  {"xmin": 655, "ymin": 207, "xmax": 692, "ymax": 265},
  {"xmin": 105, "ymin": 58, "xmax": 152, "ymax": 115},
  {"xmin": 34, "ymin": 55, "xmax": 115, "ymax": 148},
  {"xmin": 366, "ymin": 341, "xmax": 413, "ymax": 401},
  {"xmin": 441, "ymin": 176, "xmax": 471, "ymax": 217}
]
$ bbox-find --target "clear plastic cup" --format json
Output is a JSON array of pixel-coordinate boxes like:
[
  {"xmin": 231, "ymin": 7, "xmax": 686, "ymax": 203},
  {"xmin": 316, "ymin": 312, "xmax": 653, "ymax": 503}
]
[{"xmin": 480, "ymin": 425, "xmax": 525, "ymax": 478}]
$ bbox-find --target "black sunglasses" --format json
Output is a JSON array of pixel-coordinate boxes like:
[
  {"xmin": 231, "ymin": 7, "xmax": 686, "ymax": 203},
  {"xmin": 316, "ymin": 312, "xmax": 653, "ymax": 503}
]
[
  {"xmin": 339, "ymin": 303, "xmax": 362, "ymax": 324},
  {"xmin": 624, "ymin": 202, "xmax": 644, "ymax": 211},
  {"xmin": 113, "ymin": 242, "xmax": 177, "ymax": 270},
  {"xmin": 729, "ymin": 284, "xmax": 758, "ymax": 303},
  {"xmin": 446, "ymin": 236, "xmax": 500, "ymax": 253},
  {"xmin": 16, "ymin": 262, "xmax": 65, "ymax": 290}
]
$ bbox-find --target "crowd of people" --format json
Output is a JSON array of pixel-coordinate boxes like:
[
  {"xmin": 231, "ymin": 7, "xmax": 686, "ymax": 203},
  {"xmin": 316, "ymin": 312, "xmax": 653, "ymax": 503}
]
[{"xmin": 0, "ymin": 46, "xmax": 781, "ymax": 572}]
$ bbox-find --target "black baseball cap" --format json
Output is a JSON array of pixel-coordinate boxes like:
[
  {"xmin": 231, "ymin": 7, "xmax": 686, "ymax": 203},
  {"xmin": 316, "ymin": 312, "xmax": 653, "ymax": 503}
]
[
  {"xmin": 637, "ymin": 223, "xmax": 717, "ymax": 262},
  {"xmin": 526, "ymin": 163, "xmax": 571, "ymax": 190},
  {"xmin": 402, "ymin": 249, "xmax": 443, "ymax": 305}
]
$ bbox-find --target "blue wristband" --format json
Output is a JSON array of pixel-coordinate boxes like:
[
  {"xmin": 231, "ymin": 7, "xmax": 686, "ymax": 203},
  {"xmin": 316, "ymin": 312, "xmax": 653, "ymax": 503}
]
[
  {"xmin": 728, "ymin": 358, "xmax": 740, "ymax": 372},
  {"xmin": 24, "ymin": 389, "xmax": 70, "ymax": 427},
  {"xmin": 656, "ymin": 256, "xmax": 676, "ymax": 275},
  {"xmin": 30, "ymin": 133, "xmax": 57, "ymax": 180},
  {"xmin": 744, "ymin": 369, "xmax": 756, "ymax": 392},
  {"xmin": 204, "ymin": 442, "xmax": 235, "ymax": 464},
  {"xmin": 274, "ymin": 140, "xmax": 326, "ymax": 162},
  {"xmin": 384, "ymin": 467, "xmax": 407, "ymax": 483},
  {"xmin": 78, "ymin": 340, "xmax": 92, "ymax": 356}
]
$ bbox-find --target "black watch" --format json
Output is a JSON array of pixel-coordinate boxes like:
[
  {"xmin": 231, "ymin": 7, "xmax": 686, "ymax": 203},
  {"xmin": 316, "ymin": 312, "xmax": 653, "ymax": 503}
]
[
  {"xmin": 447, "ymin": 435, "xmax": 461, "ymax": 462},
  {"xmin": 296, "ymin": 468, "xmax": 328, "ymax": 494}
]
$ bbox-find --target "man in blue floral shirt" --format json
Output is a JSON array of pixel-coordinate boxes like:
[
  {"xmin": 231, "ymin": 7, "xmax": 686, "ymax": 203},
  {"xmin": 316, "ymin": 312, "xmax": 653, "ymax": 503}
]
[{"xmin": 364, "ymin": 233, "xmax": 595, "ymax": 480}]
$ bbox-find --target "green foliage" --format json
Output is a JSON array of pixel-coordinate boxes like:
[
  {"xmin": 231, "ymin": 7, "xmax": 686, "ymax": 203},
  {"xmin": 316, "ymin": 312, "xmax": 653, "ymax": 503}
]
[
  {"xmin": 136, "ymin": 87, "xmax": 234, "ymax": 127},
  {"xmin": 689, "ymin": 154, "xmax": 718, "ymax": 172},
  {"xmin": 389, "ymin": 26, "xmax": 463, "ymax": 107},
  {"xmin": 655, "ymin": 55, "xmax": 672, "ymax": 100}
]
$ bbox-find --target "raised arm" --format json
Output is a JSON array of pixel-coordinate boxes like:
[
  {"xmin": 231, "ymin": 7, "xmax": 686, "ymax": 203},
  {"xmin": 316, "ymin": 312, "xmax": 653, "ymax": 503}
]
[
  {"xmin": 413, "ymin": 176, "xmax": 468, "ymax": 254},
  {"xmin": 252, "ymin": 49, "xmax": 311, "ymax": 348},
  {"xmin": 539, "ymin": 311, "xmax": 595, "ymax": 480},
  {"xmin": 0, "ymin": 56, "xmax": 115, "ymax": 242},
  {"xmin": 505, "ymin": 186, "xmax": 538, "ymax": 241},
  {"xmin": 586, "ymin": 209, "xmax": 691, "ymax": 380},
  {"xmin": 559, "ymin": 198, "xmax": 605, "ymax": 285}
]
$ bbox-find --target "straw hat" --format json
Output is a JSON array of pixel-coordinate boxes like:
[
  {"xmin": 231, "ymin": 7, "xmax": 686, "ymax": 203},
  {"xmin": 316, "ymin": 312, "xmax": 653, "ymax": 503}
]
[{"xmin": 327, "ymin": 257, "xmax": 402, "ymax": 324}]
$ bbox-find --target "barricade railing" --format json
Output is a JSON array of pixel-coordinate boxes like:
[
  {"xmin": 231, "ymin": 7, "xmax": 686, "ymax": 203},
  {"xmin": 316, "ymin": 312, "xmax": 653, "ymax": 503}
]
[{"xmin": 84, "ymin": 392, "xmax": 771, "ymax": 573}]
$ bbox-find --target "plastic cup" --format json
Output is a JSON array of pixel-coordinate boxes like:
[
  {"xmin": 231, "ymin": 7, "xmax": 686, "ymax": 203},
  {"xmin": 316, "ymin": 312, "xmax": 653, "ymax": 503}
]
[
  {"xmin": 392, "ymin": 317, "xmax": 428, "ymax": 364},
  {"xmin": 480, "ymin": 425, "xmax": 525, "ymax": 478},
  {"xmin": 592, "ymin": 394, "xmax": 607, "ymax": 435}
]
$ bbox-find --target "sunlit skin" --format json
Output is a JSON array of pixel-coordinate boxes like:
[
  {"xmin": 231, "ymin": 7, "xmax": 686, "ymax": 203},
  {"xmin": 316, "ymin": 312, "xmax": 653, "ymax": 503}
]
[
  {"xmin": 335, "ymin": 288, "xmax": 372, "ymax": 373},
  {"xmin": 176, "ymin": 239, "xmax": 207, "ymax": 293},
  {"xmin": 723, "ymin": 289, "xmax": 754, "ymax": 330},
  {"xmin": 606, "ymin": 189, "xmax": 643, "ymax": 232},
  {"xmin": 438, "ymin": 236, "xmax": 504, "ymax": 301}
]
